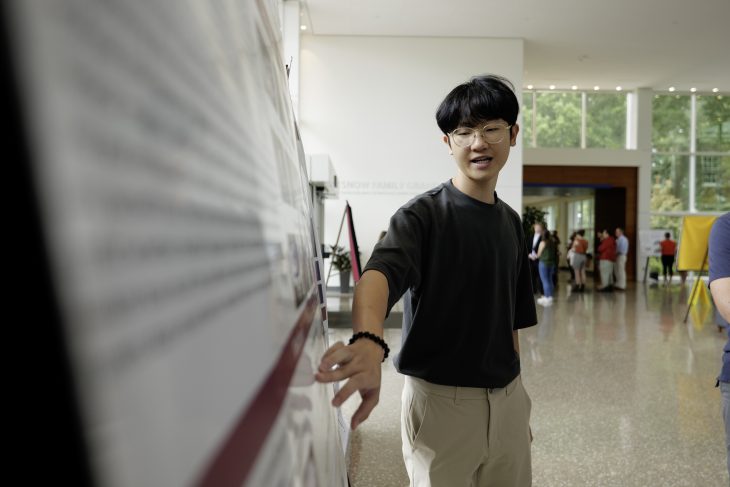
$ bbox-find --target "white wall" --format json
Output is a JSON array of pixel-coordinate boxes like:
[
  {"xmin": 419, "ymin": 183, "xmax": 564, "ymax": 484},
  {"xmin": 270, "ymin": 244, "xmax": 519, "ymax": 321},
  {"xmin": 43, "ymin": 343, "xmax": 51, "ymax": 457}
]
[{"xmin": 300, "ymin": 35, "xmax": 524, "ymax": 269}]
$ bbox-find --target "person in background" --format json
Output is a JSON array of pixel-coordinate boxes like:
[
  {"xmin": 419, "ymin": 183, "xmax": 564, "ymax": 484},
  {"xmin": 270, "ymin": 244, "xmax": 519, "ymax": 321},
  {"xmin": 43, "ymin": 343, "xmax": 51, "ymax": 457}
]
[
  {"xmin": 614, "ymin": 227, "xmax": 629, "ymax": 291},
  {"xmin": 597, "ymin": 229, "xmax": 616, "ymax": 292},
  {"xmin": 535, "ymin": 230, "xmax": 558, "ymax": 306},
  {"xmin": 551, "ymin": 230, "xmax": 561, "ymax": 288},
  {"xmin": 566, "ymin": 231, "xmax": 577, "ymax": 285},
  {"xmin": 316, "ymin": 74, "xmax": 537, "ymax": 486},
  {"xmin": 708, "ymin": 212, "xmax": 730, "ymax": 478},
  {"xmin": 529, "ymin": 222, "xmax": 545, "ymax": 295},
  {"xmin": 660, "ymin": 232, "xmax": 677, "ymax": 286},
  {"xmin": 571, "ymin": 229, "xmax": 589, "ymax": 292}
]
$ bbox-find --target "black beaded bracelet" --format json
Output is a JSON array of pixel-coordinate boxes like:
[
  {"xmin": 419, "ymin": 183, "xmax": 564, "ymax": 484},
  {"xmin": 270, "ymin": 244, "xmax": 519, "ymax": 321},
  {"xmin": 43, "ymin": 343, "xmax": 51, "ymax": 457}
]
[{"xmin": 349, "ymin": 331, "xmax": 390, "ymax": 362}]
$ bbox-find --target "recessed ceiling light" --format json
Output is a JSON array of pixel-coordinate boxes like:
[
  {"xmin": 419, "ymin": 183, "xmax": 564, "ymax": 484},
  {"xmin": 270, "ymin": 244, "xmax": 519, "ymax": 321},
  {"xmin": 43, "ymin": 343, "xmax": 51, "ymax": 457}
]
[
  {"xmin": 549, "ymin": 85, "xmax": 556, "ymax": 90},
  {"xmin": 668, "ymin": 87, "xmax": 676, "ymax": 92},
  {"xmin": 527, "ymin": 84, "xmax": 533, "ymax": 90},
  {"xmin": 616, "ymin": 86, "xmax": 622, "ymax": 91},
  {"xmin": 713, "ymin": 88, "xmax": 719, "ymax": 93},
  {"xmin": 300, "ymin": 25, "xmax": 307, "ymax": 30},
  {"xmin": 690, "ymin": 87, "xmax": 697, "ymax": 92},
  {"xmin": 593, "ymin": 86, "xmax": 600, "ymax": 91},
  {"xmin": 571, "ymin": 85, "xmax": 578, "ymax": 90}
]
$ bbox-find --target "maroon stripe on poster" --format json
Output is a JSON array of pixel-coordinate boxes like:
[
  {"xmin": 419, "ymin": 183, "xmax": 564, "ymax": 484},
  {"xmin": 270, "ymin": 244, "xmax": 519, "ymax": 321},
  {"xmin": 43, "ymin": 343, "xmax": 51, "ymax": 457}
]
[{"xmin": 196, "ymin": 292, "xmax": 319, "ymax": 487}]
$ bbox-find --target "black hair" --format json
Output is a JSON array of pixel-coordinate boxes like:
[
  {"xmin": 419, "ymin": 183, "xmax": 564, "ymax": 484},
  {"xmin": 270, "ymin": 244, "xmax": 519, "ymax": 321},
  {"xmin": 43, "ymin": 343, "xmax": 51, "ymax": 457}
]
[
  {"xmin": 436, "ymin": 74, "xmax": 520, "ymax": 135},
  {"xmin": 664, "ymin": 232, "xmax": 671, "ymax": 239},
  {"xmin": 577, "ymin": 229, "xmax": 585, "ymax": 236}
]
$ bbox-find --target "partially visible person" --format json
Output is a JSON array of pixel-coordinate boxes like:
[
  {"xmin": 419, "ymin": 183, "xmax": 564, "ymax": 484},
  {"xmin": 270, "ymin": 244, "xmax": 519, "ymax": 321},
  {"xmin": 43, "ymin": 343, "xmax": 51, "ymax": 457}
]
[
  {"xmin": 567, "ymin": 231, "xmax": 577, "ymax": 285},
  {"xmin": 535, "ymin": 230, "xmax": 558, "ymax": 306},
  {"xmin": 709, "ymin": 212, "xmax": 730, "ymax": 478},
  {"xmin": 529, "ymin": 221, "xmax": 545, "ymax": 295},
  {"xmin": 571, "ymin": 229, "xmax": 589, "ymax": 292},
  {"xmin": 597, "ymin": 229, "xmax": 616, "ymax": 292},
  {"xmin": 614, "ymin": 227, "xmax": 629, "ymax": 291},
  {"xmin": 551, "ymin": 230, "xmax": 561, "ymax": 288},
  {"xmin": 660, "ymin": 232, "xmax": 677, "ymax": 286}
]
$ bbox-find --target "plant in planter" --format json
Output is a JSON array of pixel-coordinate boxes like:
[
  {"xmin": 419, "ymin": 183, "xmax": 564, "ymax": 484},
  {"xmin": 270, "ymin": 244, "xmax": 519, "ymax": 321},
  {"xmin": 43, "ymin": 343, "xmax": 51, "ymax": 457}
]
[{"xmin": 330, "ymin": 245, "xmax": 352, "ymax": 293}]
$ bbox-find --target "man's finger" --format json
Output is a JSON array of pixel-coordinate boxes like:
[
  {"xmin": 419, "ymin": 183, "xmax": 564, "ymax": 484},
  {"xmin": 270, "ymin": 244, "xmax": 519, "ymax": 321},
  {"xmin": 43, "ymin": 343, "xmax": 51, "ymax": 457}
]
[
  {"xmin": 318, "ymin": 344, "xmax": 354, "ymax": 372},
  {"xmin": 330, "ymin": 376, "xmax": 363, "ymax": 407},
  {"xmin": 314, "ymin": 363, "xmax": 356, "ymax": 384},
  {"xmin": 351, "ymin": 389, "xmax": 380, "ymax": 429}
]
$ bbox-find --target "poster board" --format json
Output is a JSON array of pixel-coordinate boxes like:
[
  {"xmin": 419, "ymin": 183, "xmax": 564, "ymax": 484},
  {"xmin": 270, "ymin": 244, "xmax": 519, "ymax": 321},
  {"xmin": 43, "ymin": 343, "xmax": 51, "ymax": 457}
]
[
  {"xmin": 8, "ymin": 1, "xmax": 347, "ymax": 486},
  {"xmin": 677, "ymin": 216, "xmax": 717, "ymax": 271}
]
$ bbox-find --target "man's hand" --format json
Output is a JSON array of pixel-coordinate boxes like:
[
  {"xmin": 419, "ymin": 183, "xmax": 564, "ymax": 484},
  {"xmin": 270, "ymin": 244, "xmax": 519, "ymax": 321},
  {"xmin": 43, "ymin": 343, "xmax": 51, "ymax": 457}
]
[{"xmin": 315, "ymin": 337, "xmax": 384, "ymax": 430}]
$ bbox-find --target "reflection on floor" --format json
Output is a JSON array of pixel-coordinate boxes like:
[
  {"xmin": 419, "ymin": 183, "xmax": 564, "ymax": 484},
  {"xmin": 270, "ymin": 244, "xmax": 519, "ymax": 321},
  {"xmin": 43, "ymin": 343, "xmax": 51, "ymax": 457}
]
[{"xmin": 329, "ymin": 277, "xmax": 728, "ymax": 487}]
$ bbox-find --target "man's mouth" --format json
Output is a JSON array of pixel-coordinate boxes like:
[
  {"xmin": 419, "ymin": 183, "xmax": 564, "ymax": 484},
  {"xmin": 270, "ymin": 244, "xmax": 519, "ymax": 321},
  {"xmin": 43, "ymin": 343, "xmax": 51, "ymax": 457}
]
[{"xmin": 471, "ymin": 156, "xmax": 493, "ymax": 166}]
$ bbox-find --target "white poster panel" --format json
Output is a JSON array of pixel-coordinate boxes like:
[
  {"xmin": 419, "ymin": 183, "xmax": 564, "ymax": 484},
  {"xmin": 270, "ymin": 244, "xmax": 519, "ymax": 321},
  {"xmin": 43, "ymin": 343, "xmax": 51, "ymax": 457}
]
[{"xmin": 10, "ymin": 0, "xmax": 347, "ymax": 486}]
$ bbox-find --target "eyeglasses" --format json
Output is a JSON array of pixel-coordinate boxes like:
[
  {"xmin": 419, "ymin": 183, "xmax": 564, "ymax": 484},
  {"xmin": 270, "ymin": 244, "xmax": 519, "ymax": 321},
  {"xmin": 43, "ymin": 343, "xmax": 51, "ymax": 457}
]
[{"xmin": 449, "ymin": 123, "xmax": 512, "ymax": 148}]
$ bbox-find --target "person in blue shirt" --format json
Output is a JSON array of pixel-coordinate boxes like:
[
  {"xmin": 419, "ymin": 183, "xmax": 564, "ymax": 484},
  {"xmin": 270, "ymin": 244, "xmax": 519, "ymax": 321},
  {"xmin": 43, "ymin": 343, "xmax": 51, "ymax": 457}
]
[
  {"xmin": 614, "ymin": 227, "xmax": 629, "ymax": 291},
  {"xmin": 709, "ymin": 212, "xmax": 730, "ymax": 477}
]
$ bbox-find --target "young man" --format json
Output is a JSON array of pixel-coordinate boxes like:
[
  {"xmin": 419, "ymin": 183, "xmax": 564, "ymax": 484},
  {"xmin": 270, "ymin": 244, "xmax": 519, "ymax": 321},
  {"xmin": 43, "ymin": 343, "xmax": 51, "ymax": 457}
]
[
  {"xmin": 614, "ymin": 227, "xmax": 629, "ymax": 291},
  {"xmin": 315, "ymin": 75, "xmax": 537, "ymax": 486},
  {"xmin": 709, "ymin": 213, "xmax": 730, "ymax": 478}
]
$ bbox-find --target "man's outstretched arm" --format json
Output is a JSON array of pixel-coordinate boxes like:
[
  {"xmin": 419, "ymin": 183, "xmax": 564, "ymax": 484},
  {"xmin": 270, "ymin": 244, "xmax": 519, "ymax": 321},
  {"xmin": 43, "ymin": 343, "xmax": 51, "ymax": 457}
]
[{"xmin": 315, "ymin": 269, "xmax": 389, "ymax": 430}]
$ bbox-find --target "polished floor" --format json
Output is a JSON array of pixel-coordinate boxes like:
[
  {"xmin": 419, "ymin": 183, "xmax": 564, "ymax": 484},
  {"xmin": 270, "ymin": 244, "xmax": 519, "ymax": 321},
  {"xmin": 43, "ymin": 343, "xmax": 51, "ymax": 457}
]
[{"xmin": 329, "ymin": 276, "xmax": 728, "ymax": 486}]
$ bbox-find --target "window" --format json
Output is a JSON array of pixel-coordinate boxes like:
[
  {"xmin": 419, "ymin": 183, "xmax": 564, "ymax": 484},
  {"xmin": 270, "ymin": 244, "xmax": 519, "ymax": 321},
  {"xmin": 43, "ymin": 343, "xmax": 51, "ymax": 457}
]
[
  {"xmin": 522, "ymin": 91, "xmax": 535, "ymax": 148},
  {"xmin": 586, "ymin": 93, "xmax": 626, "ymax": 149},
  {"xmin": 651, "ymin": 92, "xmax": 730, "ymax": 213},
  {"xmin": 535, "ymin": 92, "xmax": 581, "ymax": 148},
  {"xmin": 696, "ymin": 155, "xmax": 730, "ymax": 211},
  {"xmin": 567, "ymin": 198, "xmax": 594, "ymax": 239},
  {"xmin": 522, "ymin": 90, "xmax": 627, "ymax": 149},
  {"xmin": 651, "ymin": 154, "xmax": 689, "ymax": 211},
  {"xmin": 652, "ymin": 95, "xmax": 690, "ymax": 152},
  {"xmin": 697, "ymin": 94, "xmax": 730, "ymax": 152}
]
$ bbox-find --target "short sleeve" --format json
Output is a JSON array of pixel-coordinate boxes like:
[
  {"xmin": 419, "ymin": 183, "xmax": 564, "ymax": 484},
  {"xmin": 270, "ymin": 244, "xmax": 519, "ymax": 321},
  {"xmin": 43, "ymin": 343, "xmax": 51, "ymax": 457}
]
[
  {"xmin": 363, "ymin": 205, "xmax": 427, "ymax": 315},
  {"xmin": 514, "ymin": 224, "xmax": 538, "ymax": 330},
  {"xmin": 709, "ymin": 214, "xmax": 730, "ymax": 284}
]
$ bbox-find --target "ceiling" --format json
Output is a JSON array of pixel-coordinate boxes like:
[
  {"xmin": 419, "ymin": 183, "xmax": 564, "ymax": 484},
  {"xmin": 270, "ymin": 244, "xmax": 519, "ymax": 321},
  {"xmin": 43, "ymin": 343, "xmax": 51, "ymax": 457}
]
[{"xmin": 301, "ymin": 0, "xmax": 730, "ymax": 93}]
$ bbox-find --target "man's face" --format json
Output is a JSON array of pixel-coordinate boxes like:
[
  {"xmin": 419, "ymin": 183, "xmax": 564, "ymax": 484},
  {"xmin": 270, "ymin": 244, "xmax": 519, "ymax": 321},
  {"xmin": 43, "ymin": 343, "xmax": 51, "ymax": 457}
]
[
  {"xmin": 443, "ymin": 119, "xmax": 518, "ymax": 187},
  {"xmin": 615, "ymin": 228, "xmax": 623, "ymax": 237},
  {"xmin": 534, "ymin": 223, "xmax": 543, "ymax": 234}
]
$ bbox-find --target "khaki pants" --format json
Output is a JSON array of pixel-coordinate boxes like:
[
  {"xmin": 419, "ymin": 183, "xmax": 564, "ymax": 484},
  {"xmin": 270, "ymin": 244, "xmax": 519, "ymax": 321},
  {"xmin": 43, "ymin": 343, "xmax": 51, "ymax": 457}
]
[
  {"xmin": 599, "ymin": 259, "xmax": 614, "ymax": 288},
  {"xmin": 401, "ymin": 375, "xmax": 532, "ymax": 487},
  {"xmin": 614, "ymin": 254, "xmax": 627, "ymax": 289}
]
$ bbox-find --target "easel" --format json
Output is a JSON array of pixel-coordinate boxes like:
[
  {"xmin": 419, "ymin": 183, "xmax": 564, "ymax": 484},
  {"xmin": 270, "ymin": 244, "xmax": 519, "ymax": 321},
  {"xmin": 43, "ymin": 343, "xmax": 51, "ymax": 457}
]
[
  {"xmin": 324, "ymin": 204, "xmax": 348, "ymax": 289},
  {"xmin": 682, "ymin": 247, "xmax": 709, "ymax": 323},
  {"xmin": 642, "ymin": 255, "xmax": 660, "ymax": 283}
]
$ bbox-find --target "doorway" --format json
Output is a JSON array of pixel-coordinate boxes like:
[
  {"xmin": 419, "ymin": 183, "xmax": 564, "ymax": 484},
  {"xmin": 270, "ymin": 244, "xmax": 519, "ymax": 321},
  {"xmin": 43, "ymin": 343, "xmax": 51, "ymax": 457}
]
[{"xmin": 523, "ymin": 166, "xmax": 638, "ymax": 280}]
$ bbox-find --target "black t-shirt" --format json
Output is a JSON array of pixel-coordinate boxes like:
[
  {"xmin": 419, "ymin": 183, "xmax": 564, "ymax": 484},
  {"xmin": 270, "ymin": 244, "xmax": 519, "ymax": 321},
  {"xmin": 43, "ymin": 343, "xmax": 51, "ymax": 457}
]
[{"xmin": 364, "ymin": 180, "xmax": 537, "ymax": 388}]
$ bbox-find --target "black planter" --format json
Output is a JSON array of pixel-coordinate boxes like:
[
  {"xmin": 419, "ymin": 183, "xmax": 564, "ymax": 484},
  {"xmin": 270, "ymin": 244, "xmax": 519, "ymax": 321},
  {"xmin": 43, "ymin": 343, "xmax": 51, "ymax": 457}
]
[{"xmin": 339, "ymin": 270, "xmax": 351, "ymax": 293}]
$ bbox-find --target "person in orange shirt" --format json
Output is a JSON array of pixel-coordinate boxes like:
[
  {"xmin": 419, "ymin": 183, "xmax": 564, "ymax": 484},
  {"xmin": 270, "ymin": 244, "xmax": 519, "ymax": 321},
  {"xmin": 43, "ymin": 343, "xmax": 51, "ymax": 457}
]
[
  {"xmin": 570, "ymin": 229, "xmax": 589, "ymax": 292},
  {"xmin": 659, "ymin": 232, "xmax": 677, "ymax": 286}
]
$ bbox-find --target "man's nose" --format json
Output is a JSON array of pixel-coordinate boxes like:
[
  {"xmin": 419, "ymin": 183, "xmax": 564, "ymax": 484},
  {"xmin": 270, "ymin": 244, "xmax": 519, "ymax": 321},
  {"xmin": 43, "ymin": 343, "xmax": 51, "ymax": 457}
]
[{"xmin": 470, "ymin": 131, "xmax": 489, "ymax": 149}]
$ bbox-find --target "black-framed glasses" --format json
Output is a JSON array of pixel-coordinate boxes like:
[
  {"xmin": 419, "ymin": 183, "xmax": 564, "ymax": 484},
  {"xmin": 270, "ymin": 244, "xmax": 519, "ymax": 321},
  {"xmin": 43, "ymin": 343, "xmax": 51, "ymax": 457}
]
[{"xmin": 449, "ymin": 123, "xmax": 512, "ymax": 148}]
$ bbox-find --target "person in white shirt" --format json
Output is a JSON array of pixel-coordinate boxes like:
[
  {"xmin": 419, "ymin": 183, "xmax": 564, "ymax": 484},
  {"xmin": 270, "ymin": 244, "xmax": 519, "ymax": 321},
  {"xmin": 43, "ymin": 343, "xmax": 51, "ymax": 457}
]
[{"xmin": 614, "ymin": 227, "xmax": 629, "ymax": 291}]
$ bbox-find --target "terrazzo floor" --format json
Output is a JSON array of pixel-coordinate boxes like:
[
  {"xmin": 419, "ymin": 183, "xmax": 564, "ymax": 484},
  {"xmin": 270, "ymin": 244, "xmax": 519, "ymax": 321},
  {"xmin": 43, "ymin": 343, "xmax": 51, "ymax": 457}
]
[{"xmin": 328, "ymin": 276, "xmax": 728, "ymax": 486}]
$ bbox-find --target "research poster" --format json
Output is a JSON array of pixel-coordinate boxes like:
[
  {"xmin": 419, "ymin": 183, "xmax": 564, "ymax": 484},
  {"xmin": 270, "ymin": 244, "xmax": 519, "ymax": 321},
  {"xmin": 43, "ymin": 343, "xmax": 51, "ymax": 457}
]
[{"xmin": 10, "ymin": 0, "xmax": 347, "ymax": 485}]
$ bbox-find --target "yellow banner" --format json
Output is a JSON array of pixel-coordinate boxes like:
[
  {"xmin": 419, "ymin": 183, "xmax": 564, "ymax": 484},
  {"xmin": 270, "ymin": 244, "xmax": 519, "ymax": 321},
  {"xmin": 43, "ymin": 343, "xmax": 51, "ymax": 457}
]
[{"xmin": 677, "ymin": 216, "xmax": 717, "ymax": 271}]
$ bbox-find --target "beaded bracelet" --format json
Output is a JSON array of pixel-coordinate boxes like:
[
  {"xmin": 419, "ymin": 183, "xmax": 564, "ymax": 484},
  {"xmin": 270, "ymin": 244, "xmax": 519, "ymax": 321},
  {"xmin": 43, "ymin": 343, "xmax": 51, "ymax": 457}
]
[{"xmin": 349, "ymin": 331, "xmax": 390, "ymax": 362}]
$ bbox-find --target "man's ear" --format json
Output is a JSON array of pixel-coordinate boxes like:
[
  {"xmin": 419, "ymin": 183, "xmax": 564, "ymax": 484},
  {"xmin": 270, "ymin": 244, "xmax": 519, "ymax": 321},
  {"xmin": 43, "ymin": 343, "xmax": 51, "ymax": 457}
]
[
  {"xmin": 443, "ymin": 134, "xmax": 453, "ymax": 154},
  {"xmin": 510, "ymin": 123, "xmax": 520, "ymax": 146}
]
